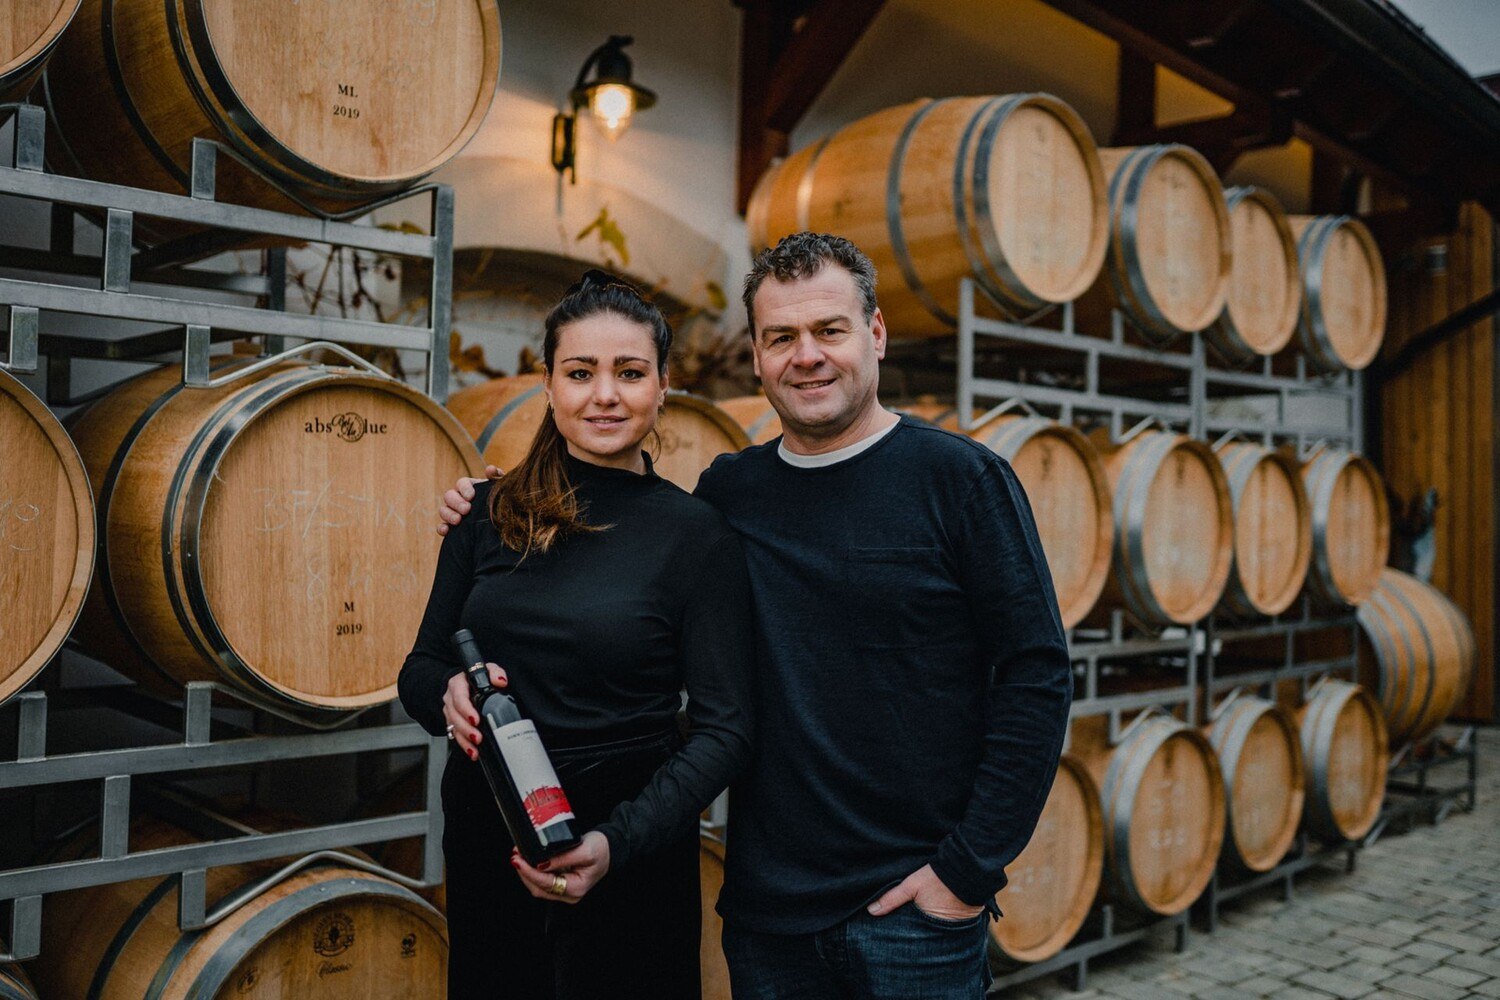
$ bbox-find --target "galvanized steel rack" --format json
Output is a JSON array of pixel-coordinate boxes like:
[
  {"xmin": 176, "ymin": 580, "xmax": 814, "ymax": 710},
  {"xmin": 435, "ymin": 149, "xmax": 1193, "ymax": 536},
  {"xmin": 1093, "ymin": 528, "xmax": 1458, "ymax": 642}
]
[
  {"xmin": 943, "ymin": 276, "xmax": 1384, "ymax": 992},
  {"xmin": 1368, "ymin": 725, "xmax": 1479, "ymax": 843},
  {"xmin": 0, "ymin": 99, "xmax": 458, "ymax": 964},
  {"xmin": 0, "ymin": 682, "xmax": 444, "ymax": 963},
  {"xmin": 0, "ymin": 102, "xmax": 455, "ymax": 401}
]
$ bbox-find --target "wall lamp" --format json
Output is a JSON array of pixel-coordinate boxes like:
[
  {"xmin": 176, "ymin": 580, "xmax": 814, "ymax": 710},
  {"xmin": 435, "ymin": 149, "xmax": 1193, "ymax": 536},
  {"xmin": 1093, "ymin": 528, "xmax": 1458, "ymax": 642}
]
[{"xmin": 551, "ymin": 35, "xmax": 657, "ymax": 184}]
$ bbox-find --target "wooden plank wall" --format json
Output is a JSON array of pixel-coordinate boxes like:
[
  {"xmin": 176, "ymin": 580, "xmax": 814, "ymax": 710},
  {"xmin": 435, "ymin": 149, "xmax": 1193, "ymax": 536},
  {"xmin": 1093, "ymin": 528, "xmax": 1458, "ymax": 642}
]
[{"xmin": 1378, "ymin": 202, "xmax": 1496, "ymax": 722}]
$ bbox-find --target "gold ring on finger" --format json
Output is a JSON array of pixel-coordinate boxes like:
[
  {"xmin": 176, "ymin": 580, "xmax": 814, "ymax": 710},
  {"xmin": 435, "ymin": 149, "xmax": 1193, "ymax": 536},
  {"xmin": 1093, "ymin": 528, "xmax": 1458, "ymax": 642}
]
[{"xmin": 549, "ymin": 873, "xmax": 567, "ymax": 896}]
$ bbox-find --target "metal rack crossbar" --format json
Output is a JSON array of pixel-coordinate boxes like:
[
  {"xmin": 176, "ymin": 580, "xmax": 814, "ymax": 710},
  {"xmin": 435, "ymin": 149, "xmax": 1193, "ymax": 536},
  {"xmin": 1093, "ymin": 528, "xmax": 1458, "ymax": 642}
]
[
  {"xmin": 0, "ymin": 102, "xmax": 455, "ymax": 400},
  {"xmin": 0, "ymin": 683, "xmax": 444, "ymax": 962}
]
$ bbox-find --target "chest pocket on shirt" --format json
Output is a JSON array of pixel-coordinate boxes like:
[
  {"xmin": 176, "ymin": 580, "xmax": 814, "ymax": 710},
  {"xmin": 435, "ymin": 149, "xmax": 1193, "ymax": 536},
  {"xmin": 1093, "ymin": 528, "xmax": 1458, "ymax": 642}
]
[{"xmin": 842, "ymin": 546, "xmax": 948, "ymax": 650}]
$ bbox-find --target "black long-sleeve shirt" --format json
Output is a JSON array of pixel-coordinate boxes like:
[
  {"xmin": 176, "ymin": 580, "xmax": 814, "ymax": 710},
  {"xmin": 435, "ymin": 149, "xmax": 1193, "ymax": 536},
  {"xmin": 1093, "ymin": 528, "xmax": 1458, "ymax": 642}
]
[
  {"xmin": 696, "ymin": 415, "xmax": 1072, "ymax": 934},
  {"xmin": 398, "ymin": 454, "xmax": 755, "ymax": 869}
]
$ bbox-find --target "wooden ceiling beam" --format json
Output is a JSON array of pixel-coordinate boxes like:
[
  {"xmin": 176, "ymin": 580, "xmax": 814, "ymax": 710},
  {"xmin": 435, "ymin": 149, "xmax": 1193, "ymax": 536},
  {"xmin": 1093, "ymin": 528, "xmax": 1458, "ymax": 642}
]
[{"xmin": 735, "ymin": 0, "xmax": 886, "ymax": 213}]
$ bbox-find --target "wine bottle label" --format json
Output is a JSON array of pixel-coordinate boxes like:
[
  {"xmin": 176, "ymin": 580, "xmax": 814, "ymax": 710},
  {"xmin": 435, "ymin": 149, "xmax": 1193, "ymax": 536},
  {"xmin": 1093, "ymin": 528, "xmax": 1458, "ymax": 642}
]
[{"xmin": 489, "ymin": 718, "xmax": 576, "ymax": 832}]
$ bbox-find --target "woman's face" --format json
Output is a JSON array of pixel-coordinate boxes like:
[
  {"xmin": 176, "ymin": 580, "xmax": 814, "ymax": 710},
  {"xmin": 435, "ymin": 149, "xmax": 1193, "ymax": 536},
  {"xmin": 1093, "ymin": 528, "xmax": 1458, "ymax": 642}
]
[{"xmin": 545, "ymin": 312, "xmax": 667, "ymax": 472}]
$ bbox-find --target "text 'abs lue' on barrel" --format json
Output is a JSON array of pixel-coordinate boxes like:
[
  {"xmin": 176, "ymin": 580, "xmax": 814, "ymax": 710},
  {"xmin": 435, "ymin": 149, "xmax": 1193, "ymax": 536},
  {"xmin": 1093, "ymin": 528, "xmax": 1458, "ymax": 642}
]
[
  {"xmin": 66, "ymin": 358, "xmax": 484, "ymax": 716},
  {"xmin": 747, "ymin": 94, "xmax": 1110, "ymax": 338},
  {"xmin": 1, "ymin": 368, "xmax": 95, "ymax": 709}
]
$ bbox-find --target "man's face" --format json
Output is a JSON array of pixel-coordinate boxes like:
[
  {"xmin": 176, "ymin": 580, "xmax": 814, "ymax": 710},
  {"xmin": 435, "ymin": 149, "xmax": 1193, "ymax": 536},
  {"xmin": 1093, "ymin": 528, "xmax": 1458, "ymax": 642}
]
[{"xmin": 750, "ymin": 266, "xmax": 886, "ymax": 441}]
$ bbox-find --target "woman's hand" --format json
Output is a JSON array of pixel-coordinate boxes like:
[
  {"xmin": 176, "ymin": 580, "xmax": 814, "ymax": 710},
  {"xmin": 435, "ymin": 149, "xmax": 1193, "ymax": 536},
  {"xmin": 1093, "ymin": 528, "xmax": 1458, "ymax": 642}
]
[
  {"xmin": 436, "ymin": 465, "xmax": 504, "ymax": 536},
  {"xmin": 510, "ymin": 832, "xmax": 611, "ymax": 905},
  {"xmin": 441, "ymin": 663, "xmax": 506, "ymax": 759}
]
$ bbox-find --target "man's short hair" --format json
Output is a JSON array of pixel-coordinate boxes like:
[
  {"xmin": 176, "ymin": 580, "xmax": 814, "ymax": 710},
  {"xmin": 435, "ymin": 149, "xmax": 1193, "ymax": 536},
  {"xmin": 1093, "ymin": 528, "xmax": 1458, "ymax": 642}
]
[{"xmin": 743, "ymin": 232, "xmax": 878, "ymax": 335}]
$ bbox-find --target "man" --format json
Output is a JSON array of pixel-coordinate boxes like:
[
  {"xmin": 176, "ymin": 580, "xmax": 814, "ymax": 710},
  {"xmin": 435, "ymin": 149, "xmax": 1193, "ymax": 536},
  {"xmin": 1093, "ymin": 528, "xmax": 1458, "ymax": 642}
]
[{"xmin": 440, "ymin": 233, "xmax": 1071, "ymax": 998}]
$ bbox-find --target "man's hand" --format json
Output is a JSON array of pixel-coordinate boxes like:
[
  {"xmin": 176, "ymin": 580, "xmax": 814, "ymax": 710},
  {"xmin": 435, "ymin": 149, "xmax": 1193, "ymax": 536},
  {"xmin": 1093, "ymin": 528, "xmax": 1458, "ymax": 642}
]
[
  {"xmin": 437, "ymin": 465, "xmax": 503, "ymax": 536},
  {"xmin": 442, "ymin": 664, "xmax": 506, "ymax": 760},
  {"xmin": 510, "ymin": 832, "xmax": 611, "ymax": 904},
  {"xmin": 866, "ymin": 864, "xmax": 984, "ymax": 921}
]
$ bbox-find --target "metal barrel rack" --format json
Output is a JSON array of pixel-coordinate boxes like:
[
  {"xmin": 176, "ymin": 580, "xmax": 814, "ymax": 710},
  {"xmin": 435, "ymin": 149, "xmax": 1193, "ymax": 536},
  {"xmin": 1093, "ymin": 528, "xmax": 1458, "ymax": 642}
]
[
  {"xmin": 1369, "ymin": 725, "xmax": 1479, "ymax": 843},
  {"xmin": 939, "ymin": 278, "xmax": 1383, "ymax": 994},
  {"xmin": 0, "ymin": 99, "xmax": 455, "ymax": 965}
]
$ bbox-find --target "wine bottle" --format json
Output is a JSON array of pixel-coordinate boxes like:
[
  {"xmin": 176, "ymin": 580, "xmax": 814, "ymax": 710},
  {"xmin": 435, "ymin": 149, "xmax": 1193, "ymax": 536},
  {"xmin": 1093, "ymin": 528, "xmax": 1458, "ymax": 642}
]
[{"xmin": 452, "ymin": 629, "xmax": 581, "ymax": 863}]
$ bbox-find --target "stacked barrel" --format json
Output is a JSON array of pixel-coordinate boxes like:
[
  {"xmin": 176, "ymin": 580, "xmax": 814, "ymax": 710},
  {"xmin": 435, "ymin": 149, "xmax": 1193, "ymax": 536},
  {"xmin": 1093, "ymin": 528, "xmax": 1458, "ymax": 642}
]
[{"xmin": 0, "ymin": 1, "xmax": 79, "ymax": 102}]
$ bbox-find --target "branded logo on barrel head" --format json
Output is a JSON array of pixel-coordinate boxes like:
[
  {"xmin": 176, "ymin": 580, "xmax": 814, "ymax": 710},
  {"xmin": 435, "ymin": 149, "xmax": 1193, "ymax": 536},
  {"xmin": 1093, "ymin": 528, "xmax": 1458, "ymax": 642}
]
[
  {"xmin": 303, "ymin": 412, "xmax": 389, "ymax": 442},
  {"xmin": 401, "ymin": 932, "xmax": 417, "ymax": 958},
  {"xmin": 313, "ymin": 912, "xmax": 355, "ymax": 956}
]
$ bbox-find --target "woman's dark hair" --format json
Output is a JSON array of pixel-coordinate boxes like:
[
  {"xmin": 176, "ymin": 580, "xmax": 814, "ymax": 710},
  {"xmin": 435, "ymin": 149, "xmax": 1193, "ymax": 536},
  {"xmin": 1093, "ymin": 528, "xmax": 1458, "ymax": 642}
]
[{"xmin": 488, "ymin": 269, "xmax": 673, "ymax": 555}]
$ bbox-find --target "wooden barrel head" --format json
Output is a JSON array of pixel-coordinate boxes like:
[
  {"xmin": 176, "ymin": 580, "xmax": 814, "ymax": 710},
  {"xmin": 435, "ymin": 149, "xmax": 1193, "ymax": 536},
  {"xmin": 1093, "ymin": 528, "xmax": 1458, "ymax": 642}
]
[
  {"xmin": 35, "ymin": 819, "xmax": 448, "ymax": 1000},
  {"xmin": 187, "ymin": 375, "xmax": 479, "ymax": 708},
  {"xmin": 1210, "ymin": 699, "xmax": 1305, "ymax": 873},
  {"xmin": 1303, "ymin": 450, "xmax": 1390, "ymax": 606},
  {"xmin": 1123, "ymin": 726, "xmax": 1224, "ymax": 913},
  {"xmin": 1291, "ymin": 216, "xmax": 1387, "ymax": 371},
  {"xmin": 1217, "ymin": 443, "xmax": 1312, "ymax": 617},
  {"xmin": 1363, "ymin": 570, "xmax": 1476, "ymax": 745},
  {"xmin": 1137, "ymin": 437, "xmax": 1233, "ymax": 623},
  {"xmin": 655, "ymin": 393, "xmax": 751, "ymax": 492},
  {"xmin": 975, "ymin": 97, "xmax": 1109, "ymax": 305},
  {"xmin": 1208, "ymin": 187, "xmax": 1301, "ymax": 362},
  {"xmin": 750, "ymin": 94, "xmax": 1106, "ymax": 337},
  {"xmin": 1, "ymin": 370, "xmax": 94, "ymax": 705},
  {"xmin": 718, "ymin": 395, "xmax": 782, "ymax": 446},
  {"xmin": 1299, "ymin": 681, "xmax": 1388, "ymax": 842},
  {"xmin": 992, "ymin": 756, "xmax": 1103, "ymax": 962},
  {"xmin": 195, "ymin": 0, "xmax": 500, "ymax": 182},
  {"xmin": 0, "ymin": 0, "xmax": 78, "ymax": 98},
  {"xmin": 1093, "ymin": 145, "xmax": 1231, "ymax": 341},
  {"xmin": 700, "ymin": 836, "xmax": 731, "ymax": 1000},
  {"xmin": 976, "ymin": 416, "xmax": 1112, "ymax": 629}
]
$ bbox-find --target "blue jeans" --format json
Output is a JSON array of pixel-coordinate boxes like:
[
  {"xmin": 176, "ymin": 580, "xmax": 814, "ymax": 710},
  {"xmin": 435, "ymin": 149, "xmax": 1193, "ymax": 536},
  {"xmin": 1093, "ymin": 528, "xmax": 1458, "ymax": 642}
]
[{"xmin": 722, "ymin": 903, "xmax": 992, "ymax": 999}]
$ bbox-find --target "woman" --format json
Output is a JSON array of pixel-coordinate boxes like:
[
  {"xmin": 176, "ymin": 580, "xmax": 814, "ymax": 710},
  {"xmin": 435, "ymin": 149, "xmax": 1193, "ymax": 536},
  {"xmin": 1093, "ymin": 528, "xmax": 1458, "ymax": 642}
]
[{"xmin": 399, "ymin": 271, "xmax": 753, "ymax": 999}]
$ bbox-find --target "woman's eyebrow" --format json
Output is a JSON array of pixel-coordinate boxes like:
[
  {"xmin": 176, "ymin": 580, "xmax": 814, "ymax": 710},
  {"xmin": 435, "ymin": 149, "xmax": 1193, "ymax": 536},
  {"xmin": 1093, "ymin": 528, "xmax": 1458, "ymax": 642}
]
[
  {"xmin": 559, "ymin": 355, "xmax": 597, "ymax": 365},
  {"xmin": 613, "ymin": 355, "xmax": 651, "ymax": 366}
]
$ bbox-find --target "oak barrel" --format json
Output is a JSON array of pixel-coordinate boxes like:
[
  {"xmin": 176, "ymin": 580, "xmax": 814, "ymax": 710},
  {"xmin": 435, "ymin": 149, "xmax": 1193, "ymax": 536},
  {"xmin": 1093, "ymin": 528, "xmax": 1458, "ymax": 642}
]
[
  {"xmin": 1289, "ymin": 216, "xmax": 1387, "ymax": 372},
  {"xmin": 448, "ymin": 375, "xmax": 749, "ymax": 492},
  {"xmin": 33, "ymin": 819, "xmax": 448, "ymax": 999},
  {"xmin": 0, "ymin": 951, "xmax": 35, "ymax": 1000},
  {"xmin": 1215, "ymin": 441, "xmax": 1312, "ymax": 618},
  {"xmin": 1072, "ymin": 712, "xmax": 1226, "ymax": 915},
  {"xmin": 700, "ymin": 834, "xmax": 732, "ymax": 1000},
  {"xmin": 43, "ymin": 0, "xmax": 500, "ymax": 217},
  {"xmin": 67, "ymin": 360, "xmax": 482, "ymax": 713},
  {"xmin": 904, "ymin": 406, "xmax": 1113, "ymax": 630},
  {"xmin": 1077, "ymin": 145, "xmax": 1232, "ymax": 343},
  {"xmin": 1, "ymin": 368, "xmax": 95, "ymax": 707},
  {"xmin": 0, "ymin": 0, "xmax": 79, "ymax": 102},
  {"xmin": 719, "ymin": 393, "xmax": 783, "ymax": 446},
  {"xmin": 1296, "ymin": 679, "xmax": 1389, "ymax": 843},
  {"xmin": 1204, "ymin": 187, "xmax": 1302, "ymax": 365},
  {"xmin": 992, "ymin": 755, "xmax": 1103, "ymax": 963},
  {"xmin": 1300, "ymin": 448, "xmax": 1390, "ymax": 607},
  {"xmin": 1356, "ymin": 569, "xmax": 1476, "ymax": 746},
  {"xmin": 1089, "ymin": 429, "xmax": 1234, "ymax": 626},
  {"xmin": 1206, "ymin": 695, "xmax": 1306, "ymax": 873},
  {"xmin": 746, "ymin": 94, "xmax": 1109, "ymax": 337}
]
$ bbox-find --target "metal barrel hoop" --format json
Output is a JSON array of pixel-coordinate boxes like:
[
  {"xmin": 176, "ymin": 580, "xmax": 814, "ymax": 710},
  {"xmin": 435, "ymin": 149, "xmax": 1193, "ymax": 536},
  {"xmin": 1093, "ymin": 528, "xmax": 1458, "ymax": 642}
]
[
  {"xmin": 886, "ymin": 98, "xmax": 956, "ymax": 328},
  {"xmin": 793, "ymin": 136, "xmax": 831, "ymax": 232},
  {"xmin": 1358, "ymin": 589, "xmax": 1419, "ymax": 735},
  {"xmin": 969, "ymin": 94, "xmax": 1049, "ymax": 316},
  {"xmin": 952, "ymin": 96, "xmax": 1012, "ymax": 313}
]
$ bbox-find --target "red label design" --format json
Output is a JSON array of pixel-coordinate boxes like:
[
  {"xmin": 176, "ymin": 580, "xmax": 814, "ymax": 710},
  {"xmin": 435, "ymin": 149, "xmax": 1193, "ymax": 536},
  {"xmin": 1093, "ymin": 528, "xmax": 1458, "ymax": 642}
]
[{"xmin": 523, "ymin": 785, "xmax": 575, "ymax": 828}]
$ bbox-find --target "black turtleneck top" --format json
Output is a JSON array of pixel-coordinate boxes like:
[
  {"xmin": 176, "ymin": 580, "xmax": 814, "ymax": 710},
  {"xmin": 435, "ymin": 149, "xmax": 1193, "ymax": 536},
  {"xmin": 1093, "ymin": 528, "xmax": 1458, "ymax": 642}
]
[{"xmin": 398, "ymin": 454, "xmax": 754, "ymax": 869}]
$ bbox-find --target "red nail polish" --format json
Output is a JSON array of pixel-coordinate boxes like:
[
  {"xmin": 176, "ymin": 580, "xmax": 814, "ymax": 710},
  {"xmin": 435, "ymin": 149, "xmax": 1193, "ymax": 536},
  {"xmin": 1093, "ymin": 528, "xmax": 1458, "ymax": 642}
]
[{"xmin": 538, "ymin": 861, "xmax": 550, "ymax": 871}]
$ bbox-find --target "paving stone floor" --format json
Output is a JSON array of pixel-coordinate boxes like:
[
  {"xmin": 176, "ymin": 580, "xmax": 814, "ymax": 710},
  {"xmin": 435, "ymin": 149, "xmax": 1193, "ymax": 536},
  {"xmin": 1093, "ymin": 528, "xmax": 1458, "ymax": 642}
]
[{"xmin": 1011, "ymin": 728, "xmax": 1498, "ymax": 1000}]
